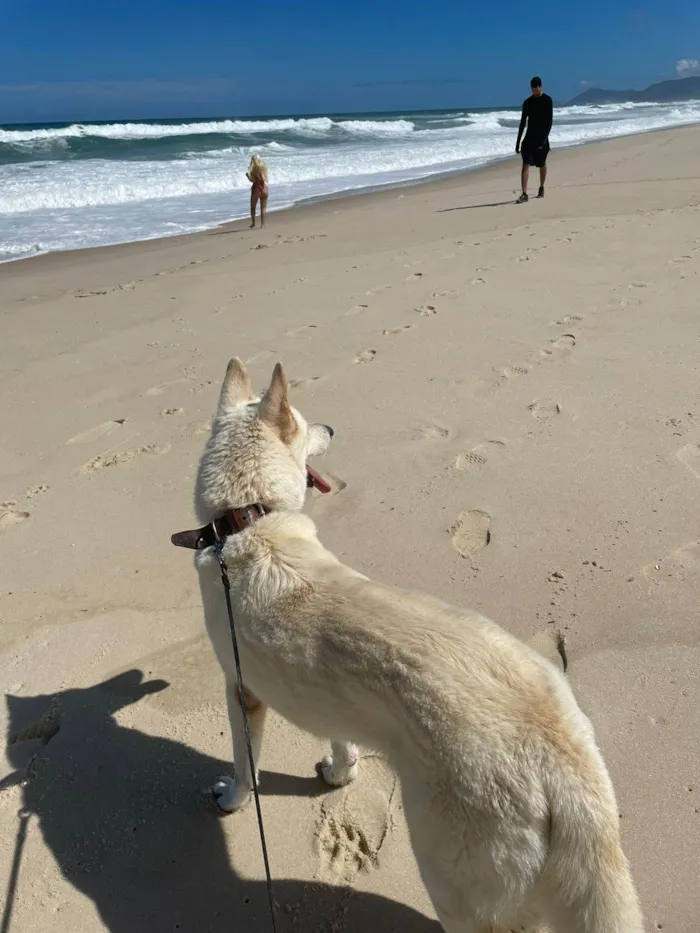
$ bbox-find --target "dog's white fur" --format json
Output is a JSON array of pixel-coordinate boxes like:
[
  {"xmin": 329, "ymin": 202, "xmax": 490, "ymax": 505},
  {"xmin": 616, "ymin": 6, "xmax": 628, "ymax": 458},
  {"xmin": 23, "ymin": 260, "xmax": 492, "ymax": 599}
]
[{"xmin": 193, "ymin": 358, "xmax": 643, "ymax": 933}]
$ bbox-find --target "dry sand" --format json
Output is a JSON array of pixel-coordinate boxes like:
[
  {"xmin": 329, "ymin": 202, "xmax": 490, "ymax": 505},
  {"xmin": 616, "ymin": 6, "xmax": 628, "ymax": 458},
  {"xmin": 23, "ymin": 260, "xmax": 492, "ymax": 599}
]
[{"xmin": 1, "ymin": 125, "xmax": 700, "ymax": 932}]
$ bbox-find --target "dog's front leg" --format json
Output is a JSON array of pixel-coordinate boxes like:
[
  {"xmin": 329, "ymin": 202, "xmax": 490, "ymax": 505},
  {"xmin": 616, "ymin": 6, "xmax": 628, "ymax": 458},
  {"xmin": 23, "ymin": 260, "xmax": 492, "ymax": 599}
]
[
  {"xmin": 320, "ymin": 740, "xmax": 359, "ymax": 788},
  {"xmin": 214, "ymin": 683, "xmax": 267, "ymax": 813}
]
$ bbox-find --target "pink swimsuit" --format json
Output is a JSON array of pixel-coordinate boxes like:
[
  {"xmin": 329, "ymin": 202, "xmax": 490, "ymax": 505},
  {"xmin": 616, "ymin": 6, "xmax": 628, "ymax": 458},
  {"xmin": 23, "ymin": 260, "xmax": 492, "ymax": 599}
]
[{"xmin": 251, "ymin": 173, "xmax": 268, "ymax": 197}]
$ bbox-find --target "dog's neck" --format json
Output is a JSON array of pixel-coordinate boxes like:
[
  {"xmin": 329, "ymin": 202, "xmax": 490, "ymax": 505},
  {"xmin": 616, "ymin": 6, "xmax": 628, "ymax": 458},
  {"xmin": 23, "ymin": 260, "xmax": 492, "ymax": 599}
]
[
  {"xmin": 171, "ymin": 504, "xmax": 268, "ymax": 551},
  {"xmin": 172, "ymin": 466, "xmax": 332, "ymax": 551}
]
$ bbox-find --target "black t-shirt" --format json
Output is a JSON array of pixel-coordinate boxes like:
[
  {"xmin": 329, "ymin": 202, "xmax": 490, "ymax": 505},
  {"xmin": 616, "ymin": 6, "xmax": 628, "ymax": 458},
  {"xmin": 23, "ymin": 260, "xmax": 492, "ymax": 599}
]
[{"xmin": 520, "ymin": 93, "xmax": 553, "ymax": 145}]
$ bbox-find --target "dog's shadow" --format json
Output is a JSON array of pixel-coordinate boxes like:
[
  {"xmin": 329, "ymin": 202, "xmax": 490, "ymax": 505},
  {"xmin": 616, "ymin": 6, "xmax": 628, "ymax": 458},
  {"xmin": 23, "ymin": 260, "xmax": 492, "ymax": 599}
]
[{"xmin": 4, "ymin": 671, "xmax": 439, "ymax": 933}]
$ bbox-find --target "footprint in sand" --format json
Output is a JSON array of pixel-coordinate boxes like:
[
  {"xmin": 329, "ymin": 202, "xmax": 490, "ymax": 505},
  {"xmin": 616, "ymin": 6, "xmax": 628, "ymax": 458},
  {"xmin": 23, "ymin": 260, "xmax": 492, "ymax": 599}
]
[
  {"xmin": 245, "ymin": 350, "xmax": 278, "ymax": 366},
  {"xmin": 451, "ymin": 510, "xmax": 491, "ymax": 559},
  {"xmin": 0, "ymin": 507, "xmax": 30, "ymax": 533},
  {"xmin": 528, "ymin": 630, "xmax": 568, "ymax": 672},
  {"xmin": 432, "ymin": 290, "xmax": 458, "ymax": 299},
  {"xmin": 413, "ymin": 421, "xmax": 450, "ymax": 441},
  {"xmin": 353, "ymin": 349, "xmax": 377, "ymax": 364},
  {"xmin": 145, "ymin": 380, "xmax": 188, "ymax": 397},
  {"xmin": 315, "ymin": 756, "xmax": 397, "ymax": 885},
  {"xmin": 642, "ymin": 540, "xmax": 700, "ymax": 585},
  {"xmin": 541, "ymin": 334, "xmax": 575, "ymax": 359},
  {"xmin": 276, "ymin": 233, "xmax": 326, "ymax": 245},
  {"xmin": 345, "ymin": 303, "xmax": 369, "ymax": 316},
  {"xmin": 189, "ymin": 379, "xmax": 214, "ymax": 395},
  {"xmin": 66, "ymin": 419, "xmax": 127, "ymax": 445},
  {"xmin": 161, "ymin": 407, "xmax": 184, "ymax": 417},
  {"xmin": 81, "ymin": 445, "xmax": 164, "ymax": 474},
  {"xmin": 193, "ymin": 419, "xmax": 213, "ymax": 436},
  {"xmin": 528, "ymin": 399, "xmax": 561, "ymax": 421},
  {"xmin": 470, "ymin": 277, "xmax": 486, "ymax": 286},
  {"xmin": 366, "ymin": 285, "xmax": 391, "ymax": 296},
  {"xmin": 8, "ymin": 700, "xmax": 61, "ymax": 745},
  {"xmin": 382, "ymin": 325, "xmax": 413, "ymax": 336},
  {"xmin": 452, "ymin": 440, "xmax": 505, "ymax": 472},
  {"xmin": 289, "ymin": 376, "xmax": 324, "ymax": 389},
  {"xmin": 405, "ymin": 272, "xmax": 424, "ymax": 283},
  {"xmin": 677, "ymin": 444, "xmax": 700, "ymax": 479},
  {"xmin": 25, "ymin": 484, "xmax": 49, "ymax": 499},
  {"xmin": 286, "ymin": 323, "xmax": 318, "ymax": 337},
  {"xmin": 415, "ymin": 305, "xmax": 438, "ymax": 316},
  {"xmin": 503, "ymin": 364, "xmax": 530, "ymax": 379},
  {"xmin": 550, "ymin": 314, "xmax": 583, "ymax": 326}
]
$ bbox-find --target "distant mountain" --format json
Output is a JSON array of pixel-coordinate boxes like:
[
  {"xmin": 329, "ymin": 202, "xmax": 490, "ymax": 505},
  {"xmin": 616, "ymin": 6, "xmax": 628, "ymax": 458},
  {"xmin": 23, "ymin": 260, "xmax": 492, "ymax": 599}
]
[{"xmin": 568, "ymin": 75, "xmax": 700, "ymax": 106}]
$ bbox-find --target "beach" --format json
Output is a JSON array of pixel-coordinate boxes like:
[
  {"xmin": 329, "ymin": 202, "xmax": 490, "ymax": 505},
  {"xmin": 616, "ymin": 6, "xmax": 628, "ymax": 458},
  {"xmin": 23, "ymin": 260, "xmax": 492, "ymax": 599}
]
[{"xmin": 1, "ymin": 124, "xmax": 699, "ymax": 931}]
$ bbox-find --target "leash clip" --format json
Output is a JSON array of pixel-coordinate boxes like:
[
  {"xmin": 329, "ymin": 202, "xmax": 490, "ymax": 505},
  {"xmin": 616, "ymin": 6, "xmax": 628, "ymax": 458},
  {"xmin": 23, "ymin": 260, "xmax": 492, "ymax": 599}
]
[{"xmin": 210, "ymin": 519, "xmax": 231, "ymax": 589}]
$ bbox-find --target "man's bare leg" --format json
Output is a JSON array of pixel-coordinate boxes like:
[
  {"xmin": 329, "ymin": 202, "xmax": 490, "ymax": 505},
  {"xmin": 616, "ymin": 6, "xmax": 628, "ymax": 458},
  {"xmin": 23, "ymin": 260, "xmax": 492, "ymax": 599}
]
[
  {"xmin": 539, "ymin": 164, "xmax": 548, "ymax": 195},
  {"xmin": 521, "ymin": 162, "xmax": 529, "ymax": 196}
]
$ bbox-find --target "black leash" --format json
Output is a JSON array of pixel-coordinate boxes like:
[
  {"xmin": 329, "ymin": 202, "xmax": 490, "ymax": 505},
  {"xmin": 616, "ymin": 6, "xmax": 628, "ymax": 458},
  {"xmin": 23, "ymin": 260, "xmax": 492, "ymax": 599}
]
[
  {"xmin": 214, "ymin": 537, "xmax": 278, "ymax": 933},
  {"xmin": 1, "ymin": 809, "xmax": 30, "ymax": 933}
]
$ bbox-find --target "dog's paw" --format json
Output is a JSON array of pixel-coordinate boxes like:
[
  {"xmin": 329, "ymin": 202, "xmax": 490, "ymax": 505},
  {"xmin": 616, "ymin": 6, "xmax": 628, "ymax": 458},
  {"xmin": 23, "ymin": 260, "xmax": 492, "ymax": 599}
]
[
  {"xmin": 212, "ymin": 774, "xmax": 254, "ymax": 813},
  {"xmin": 320, "ymin": 754, "xmax": 359, "ymax": 788}
]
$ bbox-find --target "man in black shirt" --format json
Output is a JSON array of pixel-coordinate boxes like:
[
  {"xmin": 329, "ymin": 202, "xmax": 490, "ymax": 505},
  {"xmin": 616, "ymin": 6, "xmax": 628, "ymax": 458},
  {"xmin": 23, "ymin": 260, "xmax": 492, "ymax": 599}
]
[{"xmin": 515, "ymin": 76, "xmax": 553, "ymax": 202}]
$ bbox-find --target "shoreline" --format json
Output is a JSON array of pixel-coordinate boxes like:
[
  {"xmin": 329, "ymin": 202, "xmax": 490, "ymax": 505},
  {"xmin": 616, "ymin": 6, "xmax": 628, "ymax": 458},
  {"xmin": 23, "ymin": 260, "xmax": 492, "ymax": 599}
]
[{"xmin": 3, "ymin": 121, "xmax": 700, "ymax": 278}]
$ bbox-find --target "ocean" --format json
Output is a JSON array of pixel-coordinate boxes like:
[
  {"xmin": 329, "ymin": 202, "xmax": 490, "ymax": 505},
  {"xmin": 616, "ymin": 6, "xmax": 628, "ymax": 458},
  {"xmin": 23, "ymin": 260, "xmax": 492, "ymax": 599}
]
[{"xmin": 2, "ymin": 100, "xmax": 700, "ymax": 263}]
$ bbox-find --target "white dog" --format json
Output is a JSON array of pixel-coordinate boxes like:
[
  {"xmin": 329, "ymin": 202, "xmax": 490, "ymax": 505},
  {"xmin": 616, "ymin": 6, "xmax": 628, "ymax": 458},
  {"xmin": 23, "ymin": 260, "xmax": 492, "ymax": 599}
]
[{"xmin": 177, "ymin": 358, "xmax": 642, "ymax": 933}]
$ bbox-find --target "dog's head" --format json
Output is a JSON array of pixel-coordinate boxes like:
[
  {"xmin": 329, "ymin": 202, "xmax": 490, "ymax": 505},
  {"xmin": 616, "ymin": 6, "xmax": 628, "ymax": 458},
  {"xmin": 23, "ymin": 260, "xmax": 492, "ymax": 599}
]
[{"xmin": 194, "ymin": 358, "xmax": 333, "ymax": 521}]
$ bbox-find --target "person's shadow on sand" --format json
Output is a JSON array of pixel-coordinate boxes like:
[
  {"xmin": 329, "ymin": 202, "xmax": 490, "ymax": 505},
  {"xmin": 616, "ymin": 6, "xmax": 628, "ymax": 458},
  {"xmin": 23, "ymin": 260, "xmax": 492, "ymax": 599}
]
[{"xmin": 4, "ymin": 671, "xmax": 439, "ymax": 933}]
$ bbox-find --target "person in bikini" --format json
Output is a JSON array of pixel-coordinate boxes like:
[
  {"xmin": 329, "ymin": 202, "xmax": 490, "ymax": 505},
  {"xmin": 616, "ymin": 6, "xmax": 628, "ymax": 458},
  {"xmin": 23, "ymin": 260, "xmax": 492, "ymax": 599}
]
[
  {"xmin": 246, "ymin": 154, "xmax": 269, "ymax": 228},
  {"xmin": 515, "ymin": 76, "xmax": 553, "ymax": 203}
]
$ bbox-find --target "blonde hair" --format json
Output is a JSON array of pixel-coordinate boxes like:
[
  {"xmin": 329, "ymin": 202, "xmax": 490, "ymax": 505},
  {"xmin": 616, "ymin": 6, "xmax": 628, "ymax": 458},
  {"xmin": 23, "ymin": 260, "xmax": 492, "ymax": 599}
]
[{"xmin": 248, "ymin": 154, "xmax": 268, "ymax": 184}]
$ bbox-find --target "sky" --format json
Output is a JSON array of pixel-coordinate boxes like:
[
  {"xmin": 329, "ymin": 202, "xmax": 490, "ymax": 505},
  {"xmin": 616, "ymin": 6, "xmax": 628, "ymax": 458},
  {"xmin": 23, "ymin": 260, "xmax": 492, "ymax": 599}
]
[{"xmin": 0, "ymin": 0, "xmax": 699, "ymax": 123}]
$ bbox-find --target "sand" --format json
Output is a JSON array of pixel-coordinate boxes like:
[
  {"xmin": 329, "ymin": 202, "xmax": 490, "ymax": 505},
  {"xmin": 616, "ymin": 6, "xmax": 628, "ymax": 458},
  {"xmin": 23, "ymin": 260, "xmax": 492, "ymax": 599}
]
[{"xmin": 1, "ymin": 125, "xmax": 700, "ymax": 932}]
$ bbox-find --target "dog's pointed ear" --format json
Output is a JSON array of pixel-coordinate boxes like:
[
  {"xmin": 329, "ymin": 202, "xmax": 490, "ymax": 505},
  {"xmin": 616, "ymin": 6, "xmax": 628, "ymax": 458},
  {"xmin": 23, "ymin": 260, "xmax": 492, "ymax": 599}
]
[
  {"xmin": 217, "ymin": 358, "xmax": 254, "ymax": 414},
  {"xmin": 259, "ymin": 362, "xmax": 297, "ymax": 443}
]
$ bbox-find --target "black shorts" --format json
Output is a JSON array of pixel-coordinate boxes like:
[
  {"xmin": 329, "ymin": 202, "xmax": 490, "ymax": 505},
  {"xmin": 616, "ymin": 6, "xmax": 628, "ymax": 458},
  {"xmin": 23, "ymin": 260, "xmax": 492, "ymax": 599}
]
[{"xmin": 521, "ymin": 141, "xmax": 550, "ymax": 168}]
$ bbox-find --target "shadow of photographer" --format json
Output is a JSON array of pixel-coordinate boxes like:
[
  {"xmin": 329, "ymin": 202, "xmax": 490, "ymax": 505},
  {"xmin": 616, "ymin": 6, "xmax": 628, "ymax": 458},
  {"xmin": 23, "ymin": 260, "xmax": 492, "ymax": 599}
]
[{"xmin": 4, "ymin": 670, "xmax": 438, "ymax": 933}]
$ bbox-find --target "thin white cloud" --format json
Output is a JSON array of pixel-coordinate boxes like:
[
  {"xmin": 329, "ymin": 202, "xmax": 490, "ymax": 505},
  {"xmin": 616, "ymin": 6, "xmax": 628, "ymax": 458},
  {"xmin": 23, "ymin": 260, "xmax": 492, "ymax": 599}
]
[
  {"xmin": 676, "ymin": 59, "xmax": 700, "ymax": 76},
  {"xmin": 0, "ymin": 79, "xmax": 234, "ymax": 100},
  {"xmin": 579, "ymin": 80, "xmax": 593, "ymax": 88}
]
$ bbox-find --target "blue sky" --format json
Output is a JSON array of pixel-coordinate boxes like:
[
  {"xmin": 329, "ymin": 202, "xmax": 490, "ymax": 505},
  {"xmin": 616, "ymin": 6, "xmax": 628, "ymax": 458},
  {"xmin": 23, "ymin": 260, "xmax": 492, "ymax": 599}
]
[{"xmin": 0, "ymin": 0, "xmax": 698, "ymax": 122}]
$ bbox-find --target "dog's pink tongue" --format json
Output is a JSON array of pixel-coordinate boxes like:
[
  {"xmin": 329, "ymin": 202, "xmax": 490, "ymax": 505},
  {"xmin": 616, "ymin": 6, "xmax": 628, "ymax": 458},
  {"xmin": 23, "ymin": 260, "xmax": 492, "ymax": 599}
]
[{"xmin": 306, "ymin": 465, "xmax": 332, "ymax": 494}]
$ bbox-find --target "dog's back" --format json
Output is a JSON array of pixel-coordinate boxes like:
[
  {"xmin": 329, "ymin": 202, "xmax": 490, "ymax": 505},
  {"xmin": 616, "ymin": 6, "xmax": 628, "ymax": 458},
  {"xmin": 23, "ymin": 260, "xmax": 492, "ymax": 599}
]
[
  {"xmin": 339, "ymin": 579, "xmax": 641, "ymax": 932},
  {"xmin": 236, "ymin": 526, "xmax": 643, "ymax": 931}
]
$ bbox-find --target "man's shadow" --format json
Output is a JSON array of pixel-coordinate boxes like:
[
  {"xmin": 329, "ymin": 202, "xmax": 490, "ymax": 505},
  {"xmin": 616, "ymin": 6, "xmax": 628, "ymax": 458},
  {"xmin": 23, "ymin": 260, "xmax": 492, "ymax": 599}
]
[
  {"xmin": 4, "ymin": 671, "xmax": 439, "ymax": 933},
  {"xmin": 437, "ymin": 200, "xmax": 515, "ymax": 212}
]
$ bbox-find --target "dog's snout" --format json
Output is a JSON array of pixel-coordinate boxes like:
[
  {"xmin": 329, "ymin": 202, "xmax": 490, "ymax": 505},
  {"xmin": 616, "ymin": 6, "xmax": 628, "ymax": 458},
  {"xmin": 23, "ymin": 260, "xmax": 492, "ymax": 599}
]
[{"xmin": 324, "ymin": 424, "xmax": 335, "ymax": 438}]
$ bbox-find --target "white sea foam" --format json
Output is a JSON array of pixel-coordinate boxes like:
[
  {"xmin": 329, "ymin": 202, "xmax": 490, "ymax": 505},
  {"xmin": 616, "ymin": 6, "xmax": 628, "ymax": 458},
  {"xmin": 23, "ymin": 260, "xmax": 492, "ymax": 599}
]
[
  {"xmin": 0, "ymin": 117, "xmax": 338, "ymax": 144},
  {"xmin": 338, "ymin": 119, "xmax": 415, "ymax": 134},
  {"xmin": 2, "ymin": 100, "xmax": 699, "ymax": 260}
]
